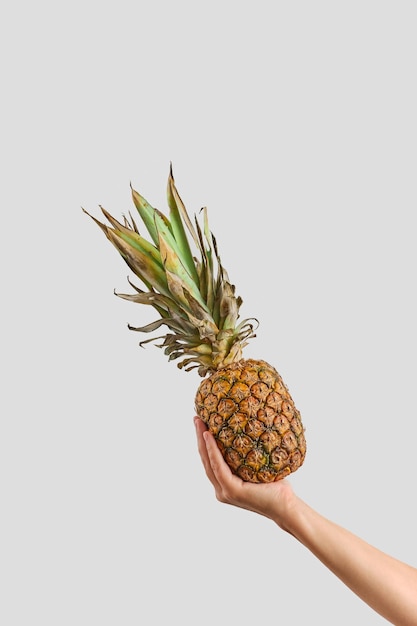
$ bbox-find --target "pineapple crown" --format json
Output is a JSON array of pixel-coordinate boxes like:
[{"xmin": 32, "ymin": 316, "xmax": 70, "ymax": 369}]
[{"xmin": 83, "ymin": 164, "xmax": 257, "ymax": 377}]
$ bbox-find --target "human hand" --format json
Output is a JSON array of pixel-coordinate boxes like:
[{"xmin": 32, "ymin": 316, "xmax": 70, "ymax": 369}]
[{"xmin": 194, "ymin": 417, "xmax": 299, "ymax": 533}]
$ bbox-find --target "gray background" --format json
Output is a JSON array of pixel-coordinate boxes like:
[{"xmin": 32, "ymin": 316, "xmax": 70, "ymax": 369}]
[{"xmin": 1, "ymin": 1, "xmax": 416, "ymax": 624}]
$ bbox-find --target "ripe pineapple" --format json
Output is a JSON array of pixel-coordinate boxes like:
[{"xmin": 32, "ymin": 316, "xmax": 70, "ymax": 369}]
[{"xmin": 83, "ymin": 165, "xmax": 306, "ymax": 483}]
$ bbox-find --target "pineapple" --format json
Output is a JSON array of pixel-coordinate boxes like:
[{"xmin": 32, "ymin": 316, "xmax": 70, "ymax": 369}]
[{"xmin": 83, "ymin": 165, "xmax": 306, "ymax": 483}]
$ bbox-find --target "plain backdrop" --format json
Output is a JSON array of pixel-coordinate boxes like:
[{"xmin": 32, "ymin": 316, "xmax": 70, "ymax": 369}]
[{"xmin": 1, "ymin": 1, "xmax": 416, "ymax": 624}]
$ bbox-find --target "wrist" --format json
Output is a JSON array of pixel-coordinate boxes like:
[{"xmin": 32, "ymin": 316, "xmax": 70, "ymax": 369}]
[{"xmin": 268, "ymin": 485, "xmax": 304, "ymax": 535}]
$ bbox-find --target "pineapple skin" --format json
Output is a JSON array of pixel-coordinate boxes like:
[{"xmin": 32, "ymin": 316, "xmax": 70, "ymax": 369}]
[{"xmin": 195, "ymin": 359, "xmax": 306, "ymax": 483}]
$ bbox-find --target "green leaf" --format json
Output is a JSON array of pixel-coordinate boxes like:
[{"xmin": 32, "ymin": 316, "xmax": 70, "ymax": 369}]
[
  {"xmin": 166, "ymin": 165, "xmax": 200, "ymax": 284},
  {"xmin": 155, "ymin": 212, "xmax": 210, "ymax": 313},
  {"xmin": 130, "ymin": 184, "xmax": 160, "ymax": 245},
  {"xmin": 105, "ymin": 229, "xmax": 172, "ymax": 298},
  {"xmin": 99, "ymin": 206, "xmax": 163, "ymax": 269}
]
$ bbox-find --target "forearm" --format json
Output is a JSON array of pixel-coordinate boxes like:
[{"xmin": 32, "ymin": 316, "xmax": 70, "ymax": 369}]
[{"xmin": 280, "ymin": 498, "xmax": 417, "ymax": 626}]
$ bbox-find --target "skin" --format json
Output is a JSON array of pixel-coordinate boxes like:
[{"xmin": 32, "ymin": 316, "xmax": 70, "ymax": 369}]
[{"xmin": 195, "ymin": 417, "xmax": 417, "ymax": 626}]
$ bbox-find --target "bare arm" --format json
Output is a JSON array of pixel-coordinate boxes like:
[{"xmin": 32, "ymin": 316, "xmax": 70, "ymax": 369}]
[
  {"xmin": 290, "ymin": 496, "xmax": 417, "ymax": 626},
  {"xmin": 195, "ymin": 417, "xmax": 417, "ymax": 626}
]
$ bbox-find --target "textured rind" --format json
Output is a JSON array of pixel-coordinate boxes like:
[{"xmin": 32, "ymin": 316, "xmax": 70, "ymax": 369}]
[{"xmin": 195, "ymin": 359, "xmax": 306, "ymax": 483}]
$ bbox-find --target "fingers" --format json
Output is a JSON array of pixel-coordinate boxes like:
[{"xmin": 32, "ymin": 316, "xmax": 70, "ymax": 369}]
[
  {"xmin": 194, "ymin": 416, "xmax": 242, "ymax": 504},
  {"xmin": 194, "ymin": 417, "xmax": 221, "ymax": 491},
  {"xmin": 194, "ymin": 417, "xmax": 209, "ymax": 466},
  {"xmin": 202, "ymin": 427, "xmax": 233, "ymax": 483}
]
